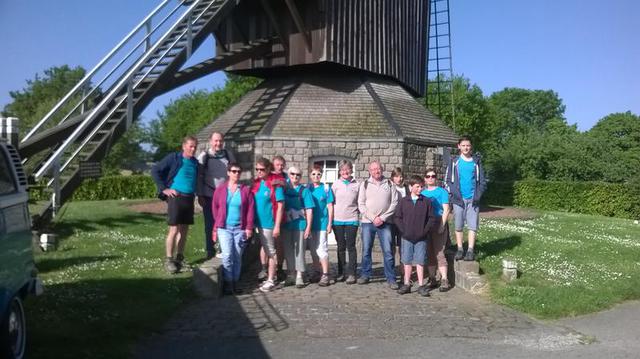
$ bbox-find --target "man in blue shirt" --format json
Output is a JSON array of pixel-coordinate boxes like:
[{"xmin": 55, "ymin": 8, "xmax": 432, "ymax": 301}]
[
  {"xmin": 151, "ymin": 136, "xmax": 199, "ymax": 273},
  {"xmin": 445, "ymin": 136, "xmax": 487, "ymax": 261}
]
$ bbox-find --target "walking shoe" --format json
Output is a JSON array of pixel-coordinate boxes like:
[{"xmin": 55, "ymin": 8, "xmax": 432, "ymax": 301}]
[
  {"xmin": 335, "ymin": 273, "xmax": 346, "ymax": 282},
  {"xmin": 439, "ymin": 278, "xmax": 452, "ymax": 292},
  {"xmin": 388, "ymin": 281, "xmax": 400, "ymax": 290},
  {"xmin": 356, "ymin": 277, "xmax": 370, "ymax": 285},
  {"xmin": 426, "ymin": 277, "xmax": 439, "ymax": 290},
  {"xmin": 258, "ymin": 268, "xmax": 268, "ymax": 281},
  {"xmin": 295, "ymin": 276, "xmax": 305, "ymax": 288},
  {"xmin": 216, "ymin": 252, "xmax": 223, "ymax": 259},
  {"xmin": 397, "ymin": 283, "xmax": 411, "ymax": 295},
  {"xmin": 164, "ymin": 257, "xmax": 178, "ymax": 274},
  {"xmin": 276, "ymin": 269, "xmax": 287, "ymax": 282},
  {"xmin": 346, "ymin": 275, "xmax": 357, "ymax": 285},
  {"xmin": 284, "ymin": 275, "xmax": 296, "ymax": 287},
  {"xmin": 464, "ymin": 250, "xmax": 475, "ymax": 261},
  {"xmin": 259, "ymin": 279, "xmax": 276, "ymax": 293},
  {"xmin": 418, "ymin": 285, "xmax": 431, "ymax": 297},
  {"xmin": 454, "ymin": 249, "xmax": 465, "ymax": 261},
  {"xmin": 319, "ymin": 274, "xmax": 331, "ymax": 287},
  {"xmin": 309, "ymin": 271, "xmax": 322, "ymax": 283}
]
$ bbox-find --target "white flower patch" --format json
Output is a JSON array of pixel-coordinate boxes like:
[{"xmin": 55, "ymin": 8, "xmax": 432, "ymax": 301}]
[{"xmin": 483, "ymin": 220, "xmax": 536, "ymax": 234}]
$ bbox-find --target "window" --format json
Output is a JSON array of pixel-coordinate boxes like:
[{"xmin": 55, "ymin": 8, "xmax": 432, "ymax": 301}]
[
  {"xmin": 0, "ymin": 151, "xmax": 16, "ymax": 195},
  {"xmin": 313, "ymin": 159, "xmax": 339, "ymax": 185}
]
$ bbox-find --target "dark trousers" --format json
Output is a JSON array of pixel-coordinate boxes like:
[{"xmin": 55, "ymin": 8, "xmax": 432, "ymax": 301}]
[
  {"xmin": 202, "ymin": 196, "xmax": 215, "ymax": 258},
  {"xmin": 334, "ymin": 225, "xmax": 358, "ymax": 276}
]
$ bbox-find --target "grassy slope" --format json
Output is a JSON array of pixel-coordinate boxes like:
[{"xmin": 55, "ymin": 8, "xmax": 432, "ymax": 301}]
[
  {"xmin": 477, "ymin": 211, "xmax": 640, "ymax": 319},
  {"xmin": 25, "ymin": 200, "xmax": 206, "ymax": 358}
]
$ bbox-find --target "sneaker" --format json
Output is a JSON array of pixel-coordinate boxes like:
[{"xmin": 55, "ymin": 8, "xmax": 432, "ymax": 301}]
[
  {"xmin": 175, "ymin": 253, "xmax": 186, "ymax": 271},
  {"xmin": 454, "ymin": 249, "xmax": 464, "ymax": 261},
  {"xmin": 164, "ymin": 257, "xmax": 178, "ymax": 274},
  {"xmin": 464, "ymin": 250, "xmax": 475, "ymax": 261},
  {"xmin": 216, "ymin": 252, "xmax": 223, "ymax": 259},
  {"xmin": 276, "ymin": 269, "xmax": 287, "ymax": 282},
  {"xmin": 258, "ymin": 268, "xmax": 268, "ymax": 280},
  {"xmin": 335, "ymin": 273, "xmax": 346, "ymax": 282},
  {"xmin": 388, "ymin": 281, "xmax": 400, "ymax": 290},
  {"xmin": 319, "ymin": 274, "xmax": 330, "ymax": 287},
  {"xmin": 397, "ymin": 283, "xmax": 411, "ymax": 295},
  {"xmin": 309, "ymin": 271, "xmax": 322, "ymax": 283},
  {"xmin": 284, "ymin": 275, "xmax": 296, "ymax": 287},
  {"xmin": 295, "ymin": 276, "xmax": 305, "ymax": 288},
  {"xmin": 260, "ymin": 279, "xmax": 276, "ymax": 293},
  {"xmin": 346, "ymin": 275, "xmax": 357, "ymax": 285},
  {"xmin": 418, "ymin": 285, "xmax": 431, "ymax": 297},
  {"xmin": 426, "ymin": 277, "xmax": 439, "ymax": 290},
  {"xmin": 357, "ymin": 277, "xmax": 370, "ymax": 285},
  {"xmin": 439, "ymin": 278, "xmax": 452, "ymax": 292}
]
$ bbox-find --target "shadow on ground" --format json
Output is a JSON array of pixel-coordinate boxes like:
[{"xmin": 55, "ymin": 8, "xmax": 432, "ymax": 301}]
[{"xmin": 476, "ymin": 235, "xmax": 522, "ymax": 259}]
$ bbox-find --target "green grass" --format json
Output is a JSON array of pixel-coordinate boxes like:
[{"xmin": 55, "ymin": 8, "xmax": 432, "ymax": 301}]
[
  {"xmin": 476, "ymin": 210, "xmax": 640, "ymax": 319},
  {"xmin": 25, "ymin": 200, "xmax": 206, "ymax": 359}
]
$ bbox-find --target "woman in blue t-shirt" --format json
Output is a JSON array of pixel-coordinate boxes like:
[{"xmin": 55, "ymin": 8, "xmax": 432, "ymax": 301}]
[{"xmin": 420, "ymin": 168, "xmax": 452, "ymax": 292}]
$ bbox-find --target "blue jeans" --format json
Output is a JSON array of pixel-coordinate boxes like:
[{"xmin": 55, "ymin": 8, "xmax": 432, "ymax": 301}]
[
  {"xmin": 202, "ymin": 196, "xmax": 215, "ymax": 257},
  {"xmin": 360, "ymin": 222, "xmax": 396, "ymax": 282},
  {"xmin": 217, "ymin": 225, "xmax": 247, "ymax": 282}
]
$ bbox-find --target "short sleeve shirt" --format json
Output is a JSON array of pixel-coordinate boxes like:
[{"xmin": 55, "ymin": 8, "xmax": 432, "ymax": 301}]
[
  {"xmin": 284, "ymin": 184, "xmax": 315, "ymax": 231},
  {"xmin": 458, "ymin": 158, "xmax": 476, "ymax": 200},
  {"xmin": 421, "ymin": 187, "xmax": 449, "ymax": 216},
  {"xmin": 254, "ymin": 180, "xmax": 285, "ymax": 229},
  {"xmin": 309, "ymin": 183, "xmax": 335, "ymax": 231},
  {"xmin": 169, "ymin": 157, "xmax": 197, "ymax": 194}
]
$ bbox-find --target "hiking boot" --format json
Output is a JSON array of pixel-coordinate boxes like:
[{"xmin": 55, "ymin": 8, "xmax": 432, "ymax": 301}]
[
  {"xmin": 397, "ymin": 283, "xmax": 411, "ymax": 295},
  {"xmin": 464, "ymin": 250, "xmax": 475, "ymax": 261},
  {"xmin": 175, "ymin": 253, "xmax": 185, "ymax": 272},
  {"xmin": 388, "ymin": 281, "xmax": 400, "ymax": 290},
  {"xmin": 284, "ymin": 275, "xmax": 296, "ymax": 287},
  {"xmin": 295, "ymin": 276, "xmax": 305, "ymax": 289},
  {"xmin": 357, "ymin": 277, "xmax": 370, "ymax": 285},
  {"xmin": 260, "ymin": 279, "xmax": 276, "ymax": 293},
  {"xmin": 418, "ymin": 285, "xmax": 431, "ymax": 297},
  {"xmin": 439, "ymin": 278, "xmax": 452, "ymax": 292},
  {"xmin": 346, "ymin": 275, "xmax": 357, "ymax": 285},
  {"xmin": 318, "ymin": 274, "xmax": 330, "ymax": 287},
  {"xmin": 455, "ymin": 249, "xmax": 465, "ymax": 261},
  {"xmin": 258, "ymin": 267, "xmax": 268, "ymax": 280},
  {"xmin": 335, "ymin": 273, "xmax": 346, "ymax": 282},
  {"xmin": 164, "ymin": 257, "xmax": 178, "ymax": 274},
  {"xmin": 426, "ymin": 277, "xmax": 439, "ymax": 290}
]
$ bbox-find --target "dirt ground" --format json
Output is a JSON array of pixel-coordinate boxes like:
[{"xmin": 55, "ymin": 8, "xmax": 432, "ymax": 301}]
[{"xmin": 127, "ymin": 201, "xmax": 535, "ymax": 219}]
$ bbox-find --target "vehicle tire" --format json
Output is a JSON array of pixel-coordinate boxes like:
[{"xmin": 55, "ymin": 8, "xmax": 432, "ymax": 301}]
[{"xmin": 0, "ymin": 296, "xmax": 26, "ymax": 359}]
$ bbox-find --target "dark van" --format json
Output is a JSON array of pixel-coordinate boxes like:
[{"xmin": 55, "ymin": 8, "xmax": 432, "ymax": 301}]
[{"xmin": 0, "ymin": 140, "xmax": 42, "ymax": 359}]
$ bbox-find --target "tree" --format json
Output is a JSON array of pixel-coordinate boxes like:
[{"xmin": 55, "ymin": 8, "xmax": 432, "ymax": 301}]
[
  {"xmin": 102, "ymin": 122, "xmax": 150, "ymax": 175},
  {"xmin": 148, "ymin": 75, "xmax": 261, "ymax": 158},
  {"xmin": 2, "ymin": 65, "xmax": 88, "ymax": 133}
]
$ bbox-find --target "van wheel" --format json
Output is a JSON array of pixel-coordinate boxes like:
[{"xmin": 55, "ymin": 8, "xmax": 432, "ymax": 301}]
[{"xmin": 1, "ymin": 296, "xmax": 26, "ymax": 359}]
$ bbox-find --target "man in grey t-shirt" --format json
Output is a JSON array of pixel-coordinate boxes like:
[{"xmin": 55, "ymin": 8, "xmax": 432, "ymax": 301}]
[{"xmin": 196, "ymin": 132, "xmax": 236, "ymax": 259}]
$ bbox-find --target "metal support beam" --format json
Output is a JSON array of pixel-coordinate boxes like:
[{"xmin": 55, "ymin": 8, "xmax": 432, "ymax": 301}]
[
  {"xmin": 284, "ymin": 0, "xmax": 311, "ymax": 52},
  {"xmin": 51, "ymin": 157, "xmax": 61, "ymax": 217}
]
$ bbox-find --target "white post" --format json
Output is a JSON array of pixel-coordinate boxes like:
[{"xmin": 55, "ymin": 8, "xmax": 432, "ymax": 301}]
[{"xmin": 51, "ymin": 156, "xmax": 61, "ymax": 217}]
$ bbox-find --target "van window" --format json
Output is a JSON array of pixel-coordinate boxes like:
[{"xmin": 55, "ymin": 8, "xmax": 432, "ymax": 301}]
[{"xmin": 0, "ymin": 150, "xmax": 17, "ymax": 195}]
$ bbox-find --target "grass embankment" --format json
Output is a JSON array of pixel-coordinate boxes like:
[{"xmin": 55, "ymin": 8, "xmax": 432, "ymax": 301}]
[
  {"xmin": 26, "ymin": 200, "xmax": 205, "ymax": 358},
  {"xmin": 477, "ymin": 211, "xmax": 640, "ymax": 319}
]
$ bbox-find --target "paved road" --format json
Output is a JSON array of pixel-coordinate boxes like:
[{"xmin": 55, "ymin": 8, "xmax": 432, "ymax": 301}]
[{"xmin": 134, "ymin": 250, "xmax": 639, "ymax": 358}]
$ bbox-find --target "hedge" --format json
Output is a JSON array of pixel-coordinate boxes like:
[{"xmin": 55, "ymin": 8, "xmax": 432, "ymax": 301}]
[
  {"xmin": 30, "ymin": 175, "xmax": 157, "ymax": 202},
  {"xmin": 484, "ymin": 179, "xmax": 640, "ymax": 219}
]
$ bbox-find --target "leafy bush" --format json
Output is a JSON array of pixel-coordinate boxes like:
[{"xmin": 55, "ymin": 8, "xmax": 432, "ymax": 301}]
[
  {"xmin": 30, "ymin": 175, "xmax": 157, "ymax": 202},
  {"xmin": 485, "ymin": 179, "xmax": 640, "ymax": 219}
]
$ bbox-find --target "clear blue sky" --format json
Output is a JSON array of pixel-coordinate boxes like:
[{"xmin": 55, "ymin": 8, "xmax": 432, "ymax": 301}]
[{"xmin": 0, "ymin": 0, "xmax": 638, "ymax": 131}]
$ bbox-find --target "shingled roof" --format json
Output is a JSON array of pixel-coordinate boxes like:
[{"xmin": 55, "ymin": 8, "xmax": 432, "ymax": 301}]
[{"xmin": 198, "ymin": 71, "xmax": 457, "ymax": 146}]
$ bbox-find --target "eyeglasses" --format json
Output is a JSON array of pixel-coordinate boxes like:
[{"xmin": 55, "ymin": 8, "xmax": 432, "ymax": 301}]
[
  {"xmin": 255, "ymin": 167, "xmax": 266, "ymax": 172},
  {"xmin": 289, "ymin": 173, "xmax": 301, "ymax": 177},
  {"xmin": 229, "ymin": 170, "xmax": 242, "ymax": 174},
  {"xmin": 425, "ymin": 174, "xmax": 436, "ymax": 179},
  {"xmin": 310, "ymin": 173, "xmax": 322, "ymax": 176}
]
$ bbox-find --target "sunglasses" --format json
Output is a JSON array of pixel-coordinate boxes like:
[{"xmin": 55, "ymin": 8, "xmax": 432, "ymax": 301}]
[
  {"xmin": 255, "ymin": 167, "xmax": 266, "ymax": 172},
  {"xmin": 289, "ymin": 173, "xmax": 302, "ymax": 177},
  {"xmin": 229, "ymin": 169, "xmax": 242, "ymax": 174},
  {"xmin": 425, "ymin": 174, "xmax": 437, "ymax": 179}
]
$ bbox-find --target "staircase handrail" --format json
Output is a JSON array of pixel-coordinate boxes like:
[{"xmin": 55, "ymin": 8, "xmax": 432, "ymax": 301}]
[
  {"xmin": 33, "ymin": 0, "xmax": 208, "ymax": 180},
  {"xmin": 21, "ymin": 0, "xmax": 173, "ymax": 143}
]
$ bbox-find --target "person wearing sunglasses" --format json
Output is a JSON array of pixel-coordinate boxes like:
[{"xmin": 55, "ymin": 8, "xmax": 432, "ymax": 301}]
[
  {"xmin": 421, "ymin": 168, "xmax": 452, "ymax": 292},
  {"xmin": 251, "ymin": 158, "xmax": 285, "ymax": 293},
  {"xmin": 307, "ymin": 165, "xmax": 335, "ymax": 287},
  {"xmin": 211, "ymin": 163, "xmax": 255, "ymax": 295},
  {"xmin": 283, "ymin": 166, "xmax": 315, "ymax": 288}
]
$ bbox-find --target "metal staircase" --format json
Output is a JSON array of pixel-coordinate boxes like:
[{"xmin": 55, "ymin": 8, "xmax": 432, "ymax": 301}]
[{"xmin": 18, "ymin": 0, "xmax": 272, "ymax": 229}]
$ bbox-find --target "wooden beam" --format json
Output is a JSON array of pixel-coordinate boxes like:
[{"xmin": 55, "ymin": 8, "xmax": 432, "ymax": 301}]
[
  {"xmin": 259, "ymin": 0, "xmax": 289, "ymax": 53},
  {"xmin": 284, "ymin": 0, "xmax": 311, "ymax": 52},
  {"xmin": 212, "ymin": 31, "xmax": 228, "ymax": 52}
]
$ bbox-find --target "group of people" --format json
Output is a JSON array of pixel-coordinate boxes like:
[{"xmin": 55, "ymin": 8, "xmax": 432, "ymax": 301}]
[{"xmin": 151, "ymin": 132, "xmax": 486, "ymax": 296}]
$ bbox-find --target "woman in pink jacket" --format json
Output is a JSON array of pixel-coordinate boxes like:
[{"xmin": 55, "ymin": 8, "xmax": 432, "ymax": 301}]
[{"xmin": 212, "ymin": 163, "xmax": 255, "ymax": 295}]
